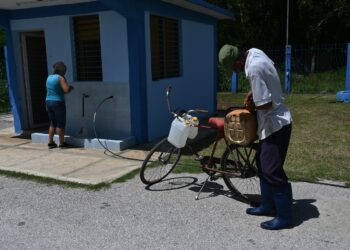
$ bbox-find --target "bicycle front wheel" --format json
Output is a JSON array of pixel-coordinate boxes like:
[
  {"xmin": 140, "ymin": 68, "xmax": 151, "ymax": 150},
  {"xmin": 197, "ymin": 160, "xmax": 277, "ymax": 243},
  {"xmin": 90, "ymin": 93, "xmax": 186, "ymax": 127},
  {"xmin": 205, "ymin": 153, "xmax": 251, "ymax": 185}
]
[
  {"xmin": 221, "ymin": 143, "xmax": 260, "ymax": 204},
  {"xmin": 140, "ymin": 138, "xmax": 182, "ymax": 185}
]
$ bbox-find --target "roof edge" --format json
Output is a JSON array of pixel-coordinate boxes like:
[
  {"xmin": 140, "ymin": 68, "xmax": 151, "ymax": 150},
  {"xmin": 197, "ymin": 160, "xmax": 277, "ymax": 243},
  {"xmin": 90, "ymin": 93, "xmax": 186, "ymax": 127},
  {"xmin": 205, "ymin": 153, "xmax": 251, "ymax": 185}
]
[{"xmin": 161, "ymin": 0, "xmax": 233, "ymax": 20}]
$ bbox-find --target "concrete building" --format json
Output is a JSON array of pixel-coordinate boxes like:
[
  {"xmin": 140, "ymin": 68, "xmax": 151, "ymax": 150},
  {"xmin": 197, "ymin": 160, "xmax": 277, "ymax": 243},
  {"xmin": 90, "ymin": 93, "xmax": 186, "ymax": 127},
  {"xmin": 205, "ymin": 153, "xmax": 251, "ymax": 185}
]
[{"xmin": 0, "ymin": 0, "xmax": 232, "ymax": 149}]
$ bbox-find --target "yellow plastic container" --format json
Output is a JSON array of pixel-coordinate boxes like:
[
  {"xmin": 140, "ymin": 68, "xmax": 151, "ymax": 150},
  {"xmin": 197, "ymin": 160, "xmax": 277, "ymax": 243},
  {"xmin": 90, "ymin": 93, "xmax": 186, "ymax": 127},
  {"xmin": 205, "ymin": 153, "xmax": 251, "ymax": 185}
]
[{"xmin": 188, "ymin": 116, "xmax": 199, "ymax": 139}]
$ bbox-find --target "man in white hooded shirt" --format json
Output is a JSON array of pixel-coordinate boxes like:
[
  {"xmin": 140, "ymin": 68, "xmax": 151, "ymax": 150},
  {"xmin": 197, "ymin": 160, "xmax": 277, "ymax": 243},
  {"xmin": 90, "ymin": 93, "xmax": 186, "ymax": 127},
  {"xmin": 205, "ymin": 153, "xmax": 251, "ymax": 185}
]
[{"xmin": 218, "ymin": 45, "xmax": 293, "ymax": 230}]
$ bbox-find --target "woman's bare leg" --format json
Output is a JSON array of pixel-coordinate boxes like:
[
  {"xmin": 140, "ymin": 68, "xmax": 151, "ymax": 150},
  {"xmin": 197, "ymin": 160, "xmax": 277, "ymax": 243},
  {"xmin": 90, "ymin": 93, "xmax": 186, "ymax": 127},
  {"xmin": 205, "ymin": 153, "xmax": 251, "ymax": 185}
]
[
  {"xmin": 48, "ymin": 126, "xmax": 55, "ymax": 144},
  {"xmin": 57, "ymin": 128, "xmax": 65, "ymax": 145}
]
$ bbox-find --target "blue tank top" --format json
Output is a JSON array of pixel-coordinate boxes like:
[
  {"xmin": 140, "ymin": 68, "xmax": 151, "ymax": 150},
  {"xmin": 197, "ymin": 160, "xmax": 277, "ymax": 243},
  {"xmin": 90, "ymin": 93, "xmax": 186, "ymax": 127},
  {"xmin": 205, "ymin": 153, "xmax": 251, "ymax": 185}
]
[{"xmin": 46, "ymin": 74, "xmax": 65, "ymax": 102}]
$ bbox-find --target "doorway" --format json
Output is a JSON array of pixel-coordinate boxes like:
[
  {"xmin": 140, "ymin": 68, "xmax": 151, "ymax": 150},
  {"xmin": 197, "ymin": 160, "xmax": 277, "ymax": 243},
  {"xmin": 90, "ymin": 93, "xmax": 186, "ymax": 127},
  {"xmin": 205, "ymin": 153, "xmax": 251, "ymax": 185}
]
[{"xmin": 21, "ymin": 31, "xmax": 49, "ymax": 128}]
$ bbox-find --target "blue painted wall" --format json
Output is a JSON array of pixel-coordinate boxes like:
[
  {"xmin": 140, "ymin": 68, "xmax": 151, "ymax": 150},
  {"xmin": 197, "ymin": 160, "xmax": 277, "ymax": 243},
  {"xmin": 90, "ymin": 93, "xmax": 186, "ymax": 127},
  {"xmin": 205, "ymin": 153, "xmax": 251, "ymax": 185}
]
[
  {"xmin": 99, "ymin": 11, "xmax": 129, "ymax": 82},
  {"xmin": 0, "ymin": 16, "xmax": 22, "ymax": 133},
  {"xmin": 144, "ymin": 13, "xmax": 216, "ymax": 141},
  {"xmin": 2, "ymin": 0, "xmax": 223, "ymax": 144}
]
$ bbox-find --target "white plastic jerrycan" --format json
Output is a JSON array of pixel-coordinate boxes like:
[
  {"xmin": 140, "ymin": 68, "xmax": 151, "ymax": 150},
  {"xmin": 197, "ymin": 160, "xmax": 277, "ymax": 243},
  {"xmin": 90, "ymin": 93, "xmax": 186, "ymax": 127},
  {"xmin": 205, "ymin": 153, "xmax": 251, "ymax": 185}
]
[{"xmin": 167, "ymin": 117, "xmax": 190, "ymax": 148}]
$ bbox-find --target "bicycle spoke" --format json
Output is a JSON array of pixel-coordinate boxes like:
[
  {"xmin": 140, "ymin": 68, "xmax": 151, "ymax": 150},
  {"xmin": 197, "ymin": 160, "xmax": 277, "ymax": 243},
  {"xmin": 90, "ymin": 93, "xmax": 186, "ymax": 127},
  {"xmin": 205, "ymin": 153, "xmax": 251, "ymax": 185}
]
[
  {"xmin": 221, "ymin": 144, "xmax": 260, "ymax": 204},
  {"xmin": 140, "ymin": 138, "xmax": 181, "ymax": 185}
]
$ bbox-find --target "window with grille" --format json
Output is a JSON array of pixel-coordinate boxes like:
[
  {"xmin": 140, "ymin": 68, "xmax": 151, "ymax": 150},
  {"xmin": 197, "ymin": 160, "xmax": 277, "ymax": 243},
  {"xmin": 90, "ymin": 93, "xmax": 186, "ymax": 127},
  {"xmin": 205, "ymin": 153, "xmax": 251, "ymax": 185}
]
[
  {"xmin": 73, "ymin": 15, "xmax": 102, "ymax": 81},
  {"xmin": 150, "ymin": 15, "xmax": 180, "ymax": 80}
]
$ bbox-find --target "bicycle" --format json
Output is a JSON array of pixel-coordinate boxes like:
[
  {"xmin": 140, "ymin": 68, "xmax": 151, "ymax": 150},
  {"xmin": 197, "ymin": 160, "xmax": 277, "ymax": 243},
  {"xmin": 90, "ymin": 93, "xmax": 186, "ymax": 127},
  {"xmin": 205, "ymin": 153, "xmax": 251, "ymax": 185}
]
[{"xmin": 140, "ymin": 86, "xmax": 260, "ymax": 204}]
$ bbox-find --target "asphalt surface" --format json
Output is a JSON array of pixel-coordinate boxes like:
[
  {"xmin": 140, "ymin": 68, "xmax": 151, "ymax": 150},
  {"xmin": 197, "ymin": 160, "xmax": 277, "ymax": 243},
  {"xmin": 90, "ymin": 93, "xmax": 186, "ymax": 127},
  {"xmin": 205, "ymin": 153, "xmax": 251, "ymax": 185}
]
[
  {"xmin": 0, "ymin": 173, "xmax": 349, "ymax": 250},
  {"xmin": 1, "ymin": 113, "xmax": 349, "ymax": 249}
]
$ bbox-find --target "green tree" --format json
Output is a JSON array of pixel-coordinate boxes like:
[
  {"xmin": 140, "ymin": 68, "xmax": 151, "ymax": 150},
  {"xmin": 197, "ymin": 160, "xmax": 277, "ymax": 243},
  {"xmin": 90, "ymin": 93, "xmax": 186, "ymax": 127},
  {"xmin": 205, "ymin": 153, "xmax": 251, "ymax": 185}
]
[
  {"xmin": 0, "ymin": 30, "xmax": 6, "ymax": 79},
  {"xmin": 0, "ymin": 30, "xmax": 5, "ymax": 47},
  {"xmin": 292, "ymin": 0, "xmax": 350, "ymax": 44},
  {"xmin": 208, "ymin": 0, "xmax": 350, "ymax": 47}
]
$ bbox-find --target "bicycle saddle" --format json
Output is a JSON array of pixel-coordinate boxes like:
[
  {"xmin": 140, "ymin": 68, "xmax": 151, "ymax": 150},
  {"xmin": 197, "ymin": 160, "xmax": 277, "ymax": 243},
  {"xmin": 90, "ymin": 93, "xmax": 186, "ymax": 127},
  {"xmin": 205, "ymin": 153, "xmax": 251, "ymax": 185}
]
[{"xmin": 208, "ymin": 117, "xmax": 225, "ymax": 138}]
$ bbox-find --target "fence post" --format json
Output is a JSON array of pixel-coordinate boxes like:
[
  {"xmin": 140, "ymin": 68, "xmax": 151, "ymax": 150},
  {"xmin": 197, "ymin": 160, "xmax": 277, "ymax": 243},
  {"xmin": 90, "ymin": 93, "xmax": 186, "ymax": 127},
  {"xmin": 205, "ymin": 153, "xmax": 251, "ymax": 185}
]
[
  {"xmin": 346, "ymin": 43, "xmax": 350, "ymax": 90},
  {"xmin": 231, "ymin": 71, "xmax": 237, "ymax": 94},
  {"xmin": 284, "ymin": 45, "xmax": 292, "ymax": 94}
]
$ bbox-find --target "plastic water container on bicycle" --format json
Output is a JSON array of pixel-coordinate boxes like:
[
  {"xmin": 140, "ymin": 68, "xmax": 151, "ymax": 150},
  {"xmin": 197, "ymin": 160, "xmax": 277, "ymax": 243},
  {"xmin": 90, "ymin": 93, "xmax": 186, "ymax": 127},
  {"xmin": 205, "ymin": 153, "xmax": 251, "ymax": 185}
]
[{"xmin": 167, "ymin": 115, "xmax": 199, "ymax": 148}]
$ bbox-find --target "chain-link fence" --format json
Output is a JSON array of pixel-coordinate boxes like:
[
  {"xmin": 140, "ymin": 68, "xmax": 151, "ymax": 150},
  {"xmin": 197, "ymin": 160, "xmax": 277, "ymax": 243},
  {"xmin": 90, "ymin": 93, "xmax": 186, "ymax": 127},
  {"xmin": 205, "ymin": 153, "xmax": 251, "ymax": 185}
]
[{"xmin": 218, "ymin": 43, "xmax": 348, "ymax": 94}]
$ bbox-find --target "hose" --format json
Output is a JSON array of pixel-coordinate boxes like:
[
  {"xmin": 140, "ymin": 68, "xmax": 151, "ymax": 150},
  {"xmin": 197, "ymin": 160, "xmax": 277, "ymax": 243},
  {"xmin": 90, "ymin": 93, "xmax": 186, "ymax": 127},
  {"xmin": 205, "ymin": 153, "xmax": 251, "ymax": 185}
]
[{"xmin": 92, "ymin": 96, "xmax": 144, "ymax": 162}]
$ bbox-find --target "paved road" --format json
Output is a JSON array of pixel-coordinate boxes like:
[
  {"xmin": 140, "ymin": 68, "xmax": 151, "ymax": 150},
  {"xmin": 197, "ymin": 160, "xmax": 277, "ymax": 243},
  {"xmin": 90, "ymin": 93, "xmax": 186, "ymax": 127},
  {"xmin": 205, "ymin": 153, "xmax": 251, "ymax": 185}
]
[{"xmin": 0, "ymin": 173, "xmax": 349, "ymax": 250}]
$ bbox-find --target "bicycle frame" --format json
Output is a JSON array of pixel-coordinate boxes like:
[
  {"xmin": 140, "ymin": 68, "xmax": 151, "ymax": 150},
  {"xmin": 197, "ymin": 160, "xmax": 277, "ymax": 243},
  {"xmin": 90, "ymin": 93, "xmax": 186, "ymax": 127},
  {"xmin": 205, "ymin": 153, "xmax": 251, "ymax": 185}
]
[
  {"xmin": 166, "ymin": 84, "xmax": 254, "ymax": 178},
  {"xmin": 140, "ymin": 85, "xmax": 260, "ymax": 202}
]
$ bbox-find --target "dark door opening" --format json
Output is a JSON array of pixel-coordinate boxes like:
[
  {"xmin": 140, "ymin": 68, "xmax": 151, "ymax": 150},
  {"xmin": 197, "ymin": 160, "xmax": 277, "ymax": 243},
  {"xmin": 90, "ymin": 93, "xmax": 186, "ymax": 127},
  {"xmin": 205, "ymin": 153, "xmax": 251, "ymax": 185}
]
[{"xmin": 21, "ymin": 31, "xmax": 48, "ymax": 127}]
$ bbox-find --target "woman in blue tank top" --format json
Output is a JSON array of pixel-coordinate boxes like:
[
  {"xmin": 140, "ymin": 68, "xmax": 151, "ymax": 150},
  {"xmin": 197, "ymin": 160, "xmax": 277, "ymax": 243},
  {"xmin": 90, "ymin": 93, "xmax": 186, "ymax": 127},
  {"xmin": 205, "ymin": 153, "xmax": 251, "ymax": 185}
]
[{"xmin": 45, "ymin": 61, "xmax": 74, "ymax": 149}]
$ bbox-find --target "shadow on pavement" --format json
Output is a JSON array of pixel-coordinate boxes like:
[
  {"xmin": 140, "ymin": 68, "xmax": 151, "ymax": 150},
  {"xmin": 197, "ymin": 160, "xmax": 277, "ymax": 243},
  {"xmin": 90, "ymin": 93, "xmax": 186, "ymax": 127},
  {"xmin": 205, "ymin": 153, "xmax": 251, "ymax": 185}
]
[
  {"xmin": 145, "ymin": 177, "xmax": 260, "ymax": 206},
  {"xmin": 293, "ymin": 199, "xmax": 320, "ymax": 226},
  {"xmin": 145, "ymin": 176, "xmax": 321, "ymax": 229},
  {"xmin": 145, "ymin": 176, "xmax": 198, "ymax": 191},
  {"xmin": 188, "ymin": 180, "xmax": 231, "ymax": 200}
]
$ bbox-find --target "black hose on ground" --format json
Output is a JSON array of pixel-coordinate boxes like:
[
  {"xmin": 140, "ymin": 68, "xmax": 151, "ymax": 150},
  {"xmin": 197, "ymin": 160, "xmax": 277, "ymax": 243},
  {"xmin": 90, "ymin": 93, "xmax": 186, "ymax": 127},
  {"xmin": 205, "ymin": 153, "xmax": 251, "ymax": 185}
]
[{"xmin": 93, "ymin": 96, "xmax": 144, "ymax": 162}]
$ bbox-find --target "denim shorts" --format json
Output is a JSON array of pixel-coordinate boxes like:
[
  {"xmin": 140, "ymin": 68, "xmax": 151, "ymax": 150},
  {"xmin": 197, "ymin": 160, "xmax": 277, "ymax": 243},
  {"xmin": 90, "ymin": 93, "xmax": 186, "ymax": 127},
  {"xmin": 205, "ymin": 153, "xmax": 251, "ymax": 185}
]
[{"xmin": 46, "ymin": 100, "xmax": 66, "ymax": 129}]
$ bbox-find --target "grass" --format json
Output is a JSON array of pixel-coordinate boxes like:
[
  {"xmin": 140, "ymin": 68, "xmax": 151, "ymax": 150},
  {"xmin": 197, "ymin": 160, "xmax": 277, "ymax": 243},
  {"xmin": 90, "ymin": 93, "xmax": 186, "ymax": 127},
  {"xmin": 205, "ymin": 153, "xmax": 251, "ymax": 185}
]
[
  {"xmin": 0, "ymin": 167, "xmax": 141, "ymax": 189},
  {"xmin": 289, "ymin": 69, "xmax": 346, "ymax": 93},
  {"xmin": 6, "ymin": 93, "xmax": 350, "ymax": 190},
  {"xmin": 218, "ymin": 67, "xmax": 346, "ymax": 94},
  {"xmin": 0, "ymin": 169, "xmax": 111, "ymax": 190},
  {"xmin": 176, "ymin": 93, "xmax": 350, "ymax": 187},
  {"xmin": 1, "ymin": 90, "xmax": 349, "ymax": 188},
  {"xmin": 112, "ymin": 168, "xmax": 141, "ymax": 183},
  {"xmin": 284, "ymin": 94, "xmax": 350, "ymax": 185}
]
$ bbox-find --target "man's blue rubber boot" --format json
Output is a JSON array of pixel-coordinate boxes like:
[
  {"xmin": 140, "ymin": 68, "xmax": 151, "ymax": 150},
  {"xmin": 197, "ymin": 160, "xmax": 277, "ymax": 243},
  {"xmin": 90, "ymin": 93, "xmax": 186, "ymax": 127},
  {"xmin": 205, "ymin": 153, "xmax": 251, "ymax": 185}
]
[
  {"xmin": 246, "ymin": 177, "xmax": 276, "ymax": 216},
  {"xmin": 260, "ymin": 183, "xmax": 293, "ymax": 230}
]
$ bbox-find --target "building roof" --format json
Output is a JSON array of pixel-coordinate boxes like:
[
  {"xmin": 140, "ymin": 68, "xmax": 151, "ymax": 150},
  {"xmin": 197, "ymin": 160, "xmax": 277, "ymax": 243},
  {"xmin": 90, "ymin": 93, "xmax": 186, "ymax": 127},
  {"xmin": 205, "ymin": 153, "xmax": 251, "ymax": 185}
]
[
  {"xmin": 0, "ymin": 0, "xmax": 233, "ymax": 20},
  {"xmin": 161, "ymin": 0, "xmax": 233, "ymax": 20},
  {"xmin": 0, "ymin": 0, "xmax": 95, "ymax": 10}
]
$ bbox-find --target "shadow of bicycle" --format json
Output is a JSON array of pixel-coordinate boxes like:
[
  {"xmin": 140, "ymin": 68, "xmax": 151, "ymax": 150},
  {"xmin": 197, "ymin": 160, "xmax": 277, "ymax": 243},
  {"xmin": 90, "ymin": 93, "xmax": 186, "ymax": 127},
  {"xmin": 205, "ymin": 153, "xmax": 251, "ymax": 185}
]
[
  {"xmin": 145, "ymin": 176, "xmax": 198, "ymax": 191},
  {"xmin": 145, "ymin": 176, "xmax": 229, "ymax": 197},
  {"xmin": 145, "ymin": 176, "xmax": 260, "ymax": 205},
  {"xmin": 188, "ymin": 180, "xmax": 231, "ymax": 199}
]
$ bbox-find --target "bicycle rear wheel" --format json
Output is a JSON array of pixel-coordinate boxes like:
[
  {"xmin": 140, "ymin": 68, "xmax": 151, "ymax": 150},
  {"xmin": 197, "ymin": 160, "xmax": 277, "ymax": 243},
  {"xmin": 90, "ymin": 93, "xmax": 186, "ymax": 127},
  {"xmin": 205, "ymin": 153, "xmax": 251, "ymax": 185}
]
[
  {"xmin": 221, "ymin": 143, "xmax": 260, "ymax": 204},
  {"xmin": 140, "ymin": 138, "xmax": 182, "ymax": 185}
]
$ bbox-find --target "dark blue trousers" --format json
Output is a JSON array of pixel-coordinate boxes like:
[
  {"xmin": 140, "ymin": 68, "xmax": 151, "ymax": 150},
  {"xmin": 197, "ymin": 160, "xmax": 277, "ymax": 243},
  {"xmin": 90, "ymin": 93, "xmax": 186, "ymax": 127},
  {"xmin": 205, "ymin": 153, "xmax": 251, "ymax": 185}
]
[
  {"xmin": 46, "ymin": 100, "xmax": 66, "ymax": 129},
  {"xmin": 257, "ymin": 124, "xmax": 292, "ymax": 186}
]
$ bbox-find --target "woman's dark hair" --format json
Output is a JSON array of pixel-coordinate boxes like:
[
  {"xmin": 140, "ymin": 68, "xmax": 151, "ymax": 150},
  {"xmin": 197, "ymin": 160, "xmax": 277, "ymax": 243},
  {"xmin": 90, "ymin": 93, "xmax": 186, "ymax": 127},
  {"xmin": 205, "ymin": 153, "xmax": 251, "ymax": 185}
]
[{"xmin": 53, "ymin": 61, "xmax": 66, "ymax": 76}]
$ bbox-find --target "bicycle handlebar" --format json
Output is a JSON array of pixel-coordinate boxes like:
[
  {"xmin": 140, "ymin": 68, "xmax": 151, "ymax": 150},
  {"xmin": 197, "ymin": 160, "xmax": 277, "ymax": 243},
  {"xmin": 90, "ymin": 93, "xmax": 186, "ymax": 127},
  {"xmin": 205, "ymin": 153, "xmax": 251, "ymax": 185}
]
[
  {"xmin": 187, "ymin": 109, "xmax": 208, "ymax": 114},
  {"xmin": 166, "ymin": 85, "xmax": 208, "ymax": 119},
  {"xmin": 166, "ymin": 85, "xmax": 173, "ymax": 114}
]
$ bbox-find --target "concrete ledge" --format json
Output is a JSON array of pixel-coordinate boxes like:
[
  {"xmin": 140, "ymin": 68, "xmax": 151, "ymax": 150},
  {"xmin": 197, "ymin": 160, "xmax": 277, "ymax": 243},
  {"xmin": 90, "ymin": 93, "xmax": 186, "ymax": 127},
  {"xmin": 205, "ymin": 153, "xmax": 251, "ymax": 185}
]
[
  {"xmin": 31, "ymin": 133, "xmax": 136, "ymax": 152},
  {"xmin": 0, "ymin": 166, "xmax": 104, "ymax": 185}
]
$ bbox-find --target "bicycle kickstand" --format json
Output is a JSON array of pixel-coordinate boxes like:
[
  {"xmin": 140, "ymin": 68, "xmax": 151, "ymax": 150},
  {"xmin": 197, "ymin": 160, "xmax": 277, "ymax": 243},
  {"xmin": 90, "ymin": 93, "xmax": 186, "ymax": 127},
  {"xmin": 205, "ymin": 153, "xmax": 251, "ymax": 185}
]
[{"xmin": 195, "ymin": 175, "xmax": 210, "ymax": 200}]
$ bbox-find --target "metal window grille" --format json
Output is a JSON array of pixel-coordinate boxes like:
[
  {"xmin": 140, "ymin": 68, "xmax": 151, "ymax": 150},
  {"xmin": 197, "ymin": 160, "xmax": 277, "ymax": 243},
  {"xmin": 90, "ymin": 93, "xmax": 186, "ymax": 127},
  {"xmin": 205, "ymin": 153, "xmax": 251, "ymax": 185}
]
[
  {"xmin": 150, "ymin": 15, "xmax": 180, "ymax": 80},
  {"xmin": 73, "ymin": 15, "xmax": 102, "ymax": 81}
]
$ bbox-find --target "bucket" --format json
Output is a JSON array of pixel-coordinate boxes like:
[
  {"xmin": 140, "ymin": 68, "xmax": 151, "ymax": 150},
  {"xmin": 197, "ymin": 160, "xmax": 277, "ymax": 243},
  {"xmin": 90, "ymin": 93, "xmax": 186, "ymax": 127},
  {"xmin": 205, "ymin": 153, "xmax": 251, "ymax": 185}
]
[{"xmin": 167, "ymin": 117, "xmax": 190, "ymax": 148}]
